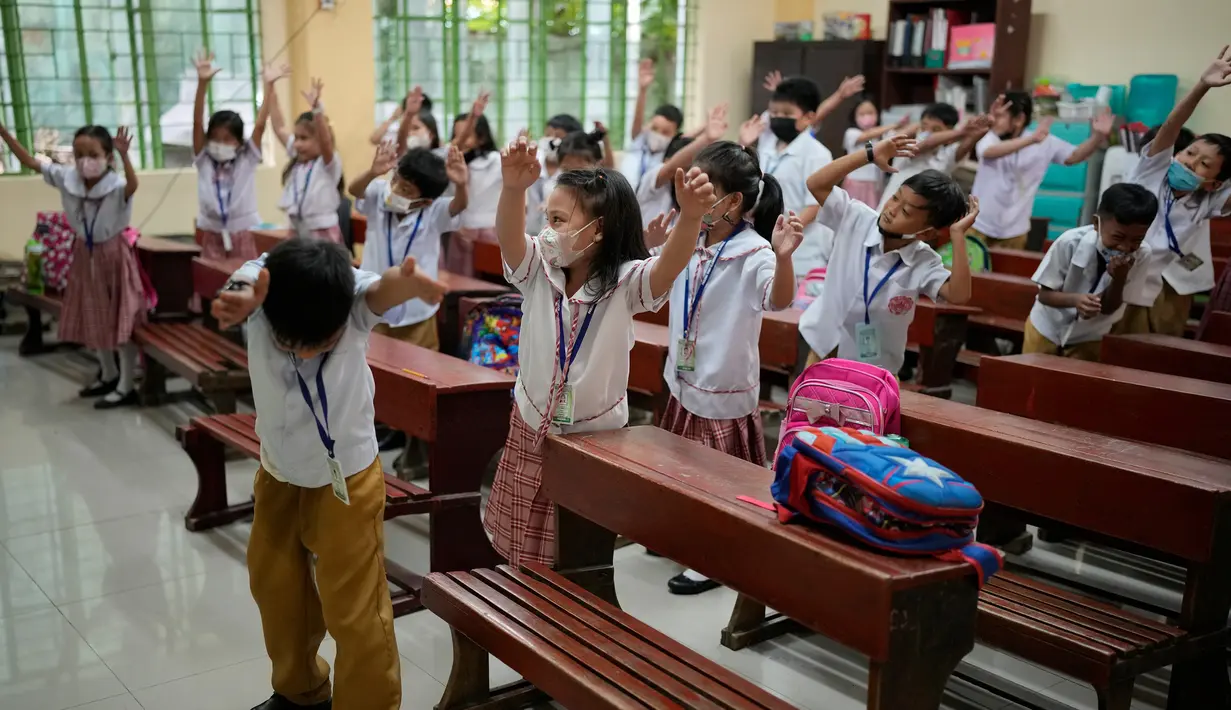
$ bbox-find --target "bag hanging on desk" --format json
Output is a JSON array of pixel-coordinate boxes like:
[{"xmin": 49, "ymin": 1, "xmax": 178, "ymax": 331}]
[
  {"xmin": 461, "ymin": 294, "xmax": 523, "ymax": 376},
  {"xmin": 771, "ymin": 425, "xmax": 1002, "ymax": 585}
]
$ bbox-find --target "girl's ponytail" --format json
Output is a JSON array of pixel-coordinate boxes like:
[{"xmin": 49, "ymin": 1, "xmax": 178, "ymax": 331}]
[
  {"xmin": 750, "ymin": 173, "xmax": 785, "ymax": 240},
  {"xmin": 694, "ymin": 140, "xmax": 784, "ymax": 241}
]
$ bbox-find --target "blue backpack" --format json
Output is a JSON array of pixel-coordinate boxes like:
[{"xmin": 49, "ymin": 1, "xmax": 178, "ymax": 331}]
[
  {"xmin": 460, "ymin": 294, "xmax": 523, "ymax": 375},
  {"xmin": 771, "ymin": 426, "xmax": 1002, "ymax": 585}
]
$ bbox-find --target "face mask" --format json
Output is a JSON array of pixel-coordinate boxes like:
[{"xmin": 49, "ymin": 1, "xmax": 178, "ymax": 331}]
[
  {"xmin": 538, "ymin": 136, "xmax": 560, "ymax": 162},
  {"xmin": 916, "ymin": 130, "xmax": 932, "ymax": 142},
  {"xmin": 645, "ymin": 131, "xmax": 671, "ymax": 154},
  {"xmin": 385, "ymin": 192, "xmax": 413, "ymax": 213},
  {"xmin": 539, "ymin": 218, "xmax": 598, "ymax": 268},
  {"xmin": 1167, "ymin": 160, "xmax": 1204, "ymax": 192},
  {"xmin": 856, "ymin": 114, "xmax": 878, "ymax": 130},
  {"xmin": 769, "ymin": 117, "xmax": 801, "ymax": 145},
  {"xmin": 207, "ymin": 142, "xmax": 238, "ymax": 162},
  {"xmin": 1093, "ymin": 219, "xmax": 1135, "ymax": 261},
  {"xmin": 701, "ymin": 194, "xmax": 734, "ymax": 229},
  {"xmin": 77, "ymin": 157, "xmax": 106, "ymax": 180},
  {"xmin": 406, "ymin": 134, "xmax": 431, "ymax": 150}
]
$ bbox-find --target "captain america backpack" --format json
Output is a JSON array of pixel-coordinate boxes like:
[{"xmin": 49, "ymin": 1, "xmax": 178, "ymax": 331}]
[{"xmin": 771, "ymin": 425, "xmax": 1002, "ymax": 585}]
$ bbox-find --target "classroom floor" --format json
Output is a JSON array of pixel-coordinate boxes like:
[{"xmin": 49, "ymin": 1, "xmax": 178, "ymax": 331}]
[{"xmin": 0, "ymin": 336, "xmax": 1184, "ymax": 710}]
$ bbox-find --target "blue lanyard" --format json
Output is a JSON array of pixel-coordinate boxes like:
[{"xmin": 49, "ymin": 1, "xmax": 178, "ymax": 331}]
[
  {"xmin": 79, "ymin": 198, "xmax": 102, "ymax": 253},
  {"xmin": 1163, "ymin": 191, "xmax": 1182, "ymax": 256},
  {"xmin": 293, "ymin": 161, "xmax": 316, "ymax": 214},
  {"xmin": 639, "ymin": 150, "xmax": 650, "ymax": 183},
  {"xmin": 682, "ymin": 223, "xmax": 743, "ymax": 338},
  {"xmin": 386, "ymin": 209, "xmax": 425, "ymax": 269},
  {"xmin": 556, "ymin": 297, "xmax": 597, "ymax": 383},
  {"xmin": 291, "ymin": 352, "xmax": 335, "ymax": 458},
  {"xmin": 211, "ymin": 159, "xmax": 231, "ymax": 228},
  {"xmin": 863, "ymin": 247, "xmax": 904, "ymax": 324}
]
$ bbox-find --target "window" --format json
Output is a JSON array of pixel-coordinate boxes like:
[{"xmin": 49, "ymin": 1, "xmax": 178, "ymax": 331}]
[
  {"xmin": 373, "ymin": 0, "xmax": 696, "ymax": 150},
  {"xmin": 0, "ymin": 0, "xmax": 262, "ymax": 173}
]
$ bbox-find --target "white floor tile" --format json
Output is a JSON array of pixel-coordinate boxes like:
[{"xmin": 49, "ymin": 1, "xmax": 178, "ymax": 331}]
[
  {"xmin": 0, "ymin": 607, "xmax": 128, "ymax": 710},
  {"xmin": 0, "ymin": 544, "xmax": 55, "ymax": 619},
  {"xmin": 65, "ymin": 693, "xmax": 145, "ymax": 710}
]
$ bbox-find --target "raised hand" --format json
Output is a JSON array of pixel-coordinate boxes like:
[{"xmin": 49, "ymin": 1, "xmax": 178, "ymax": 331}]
[
  {"xmin": 739, "ymin": 114, "xmax": 766, "ymax": 147},
  {"xmin": 894, "ymin": 113, "xmax": 912, "ymax": 129},
  {"xmin": 838, "ymin": 75, "xmax": 866, "ymax": 99},
  {"xmin": 302, "ymin": 77, "xmax": 324, "ymax": 109},
  {"xmin": 1032, "ymin": 116, "xmax": 1054, "ymax": 143},
  {"xmin": 1076, "ymin": 293, "xmax": 1102, "ymax": 318},
  {"xmin": 445, "ymin": 144, "xmax": 469, "ymax": 185},
  {"xmin": 950, "ymin": 196, "xmax": 980, "ymax": 235},
  {"xmin": 963, "ymin": 113, "xmax": 994, "ymax": 134},
  {"xmin": 194, "ymin": 50, "xmax": 220, "ymax": 82},
  {"xmin": 771, "ymin": 211, "xmax": 805, "ymax": 259},
  {"xmin": 704, "ymin": 103, "xmax": 729, "ymax": 142},
  {"xmin": 1091, "ymin": 111, "xmax": 1114, "ymax": 138},
  {"xmin": 871, "ymin": 134, "xmax": 918, "ymax": 172},
  {"xmin": 645, "ymin": 209, "xmax": 676, "ymax": 249},
  {"xmin": 990, "ymin": 94, "xmax": 1011, "ymax": 118},
  {"xmin": 371, "ymin": 140, "xmax": 397, "ymax": 174},
  {"xmin": 762, "ymin": 70, "xmax": 783, "ymax": 93},
  {"xmin": 395, "ymin": 256, "xmax": 447, "ymax": 305},
  {"xmin": 114, "ymin": 126, "xmax": 132, "ymax": 155},
  {"xmin": 1200, "ymin": 45, "xmax": 1231, "ymax": 88},
  {"xmin": 213, "ymin": 269, "xmax": 269, "ymax": 330},
  {"xmin": 472, "ymin": 90, "xmax": 491, "ymax": 118},
  {"xmin": 674, "ymin": 167, "xmax": 716, "ymax": 220},
  {"xmin": 501, "ymin": 136, "xmax": 540, "ymax": 191},
  {"xmin": 404, "ymin": 85, "xmax": 424, "ymax": 115},
  {"xmin": 639, "ymin": 58, "xmax": 656, "ymax": 89},
  {"xmin": 262, "ymin": 62, "xmax": 291, "ymax": 85}
]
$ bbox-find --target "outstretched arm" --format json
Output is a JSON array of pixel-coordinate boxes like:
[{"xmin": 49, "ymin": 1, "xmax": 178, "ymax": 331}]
[
  {"xmin": 649, "ymin": 167, "xmax": 715, "ymax": 299},
  {"xmin": 191, "ymin": 50, "xmax": 220, "ymax": 156},
  {"xmin": 250, "ymin": 63, "xmax": 288, "ymax": 150},
  {"xmin": 631, "ymin": 59, "xmax": 654, "ymax": 139},
  {"xmin": 0, "ymin": 122, "xmax": 43, "ymax": 172},
  {"xmin": 445, "ymin": 144, "xmax": 470, "ymax": 216},
  {"xmin": 370, "ymin": 107, "xmax": 401, "ymax": 146},
  {"xmin": 1063, "ymin": 113, "xmax": 1113, "ymax": 166},
  {"xmin": 807, "ymin": 134, "xmax": 917, "ymax": 208},
  {"xmin": 365, "ymin": 256, "xmax": 447, "ymax": 315},
  {"xmin": 937, "ymin": 197, "xmax": 979, "ymax": 305},
  {"xmin": 395, "ymin": 86, "xmax": 424, "ymax": 154},
  {"xmin": 653, "ymin": 103, "xmax": 727, "ymax": 188},
  {"xmin": 348, "ymin": 141, "xmax": 397, "ymax": 200},
  {"xmin": 495, "ymin": 137, "xmax": 540, "ymax": 269},
  {"xmin": 1149, "ymin": 46, "xmax": 1231, "ymax": 157},
  {"xmin": 115, "ymin": 127, "xmax": 138, "ymax": 200},
  {"xmin": 811, "ymin": 76, "xmax": 865, "ymax": 132}
]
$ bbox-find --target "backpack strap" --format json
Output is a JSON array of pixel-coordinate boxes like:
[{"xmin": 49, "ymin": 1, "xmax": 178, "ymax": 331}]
[{"xmin": 936, "ymin": 542, "xmax": 1004, "ymax": 587}]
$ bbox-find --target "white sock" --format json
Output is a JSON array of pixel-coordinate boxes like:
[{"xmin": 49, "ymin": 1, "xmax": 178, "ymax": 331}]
[
  {"xmin": 681, "ymin": 569, "xmax": 710, "ymax": 583},
  {"xmin": 116, "ymin": 343, "xmax": 137, "ymax": 395},
  {"xmin": 98, "ymin": 350, "xmax": 118, "ymax": 382}
]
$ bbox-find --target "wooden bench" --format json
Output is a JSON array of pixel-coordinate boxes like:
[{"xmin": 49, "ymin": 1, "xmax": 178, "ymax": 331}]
[
  {"xmin": 1101, "ymin": 333, "xmax": 1231, "ymax": 384},
  {"xmin": 900, "ymin": 392, "xmax": 1231, "ymax": 709},
  {"xmin": 133, "ymin": 322, "xmax": 250, "ymax": 413},
  {"xmin": 4, "ymin": 286, "xmax": 65, "ymax": 356},
  {"xmin": 472, "ymin": 239, "xmax": 505, "ymax": 283},
  {"xmin": 977, "ymin": 353, "xmax": 1231, "ymax": 460},
  {"xmin": 992, "ymin": 245, "xmax": 1227, "ymax": 283},
  {"xmin": 422, "ymin": 564, "xmax": 795, "ymax": 710},
  {"xmin": 540, "ymin": 426, "xmax": 979, "ymax": 710},
  {"xmin": 136, "ymin": 235, "xmax": 201, "ymax": 321},
  {"xmin": 966, "ymin": 272, "xmax": 1036, "ymax": 348},
  {"xmin": 1203, "ymin": 310, "xmax": 1231, "ymax": 346}
]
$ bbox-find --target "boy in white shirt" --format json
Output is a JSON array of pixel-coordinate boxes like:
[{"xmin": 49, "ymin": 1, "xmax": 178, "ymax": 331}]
[
  {"xmin": 968, "ymin": 91, "xmax": 1112, "ymax": 251},
  {"xmin": 621, "ymin": 58, "xmax": 685, "ymax": 189},
  {"xmin": 739, "ymin": 76, "xmax": 835, "ymax": 278},
  {"xmin": 1025, "ymin": 183, "xmax": 1158, "ymax": 360},
  {"xmin": 878, "ymin": 103, "xmax": 987, "ymax": 210},
  {"xmin": 1116, "ymin": 47, "xmax": 1231, "ymax": 336},
  {"xmin": 210, "ymin": 239, "xmax": 446, "ymax": 710},
  {"xmin": 799, "ymin": 135, "xmax": 979, "ymax": 375}
]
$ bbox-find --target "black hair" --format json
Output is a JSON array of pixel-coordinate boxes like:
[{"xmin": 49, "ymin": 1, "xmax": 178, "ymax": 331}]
[
  {"xmin": 73, "ymin": 125, "xmax": 114, "ymax": 159},
  {"xmin": 454, "ymin": 112, "xmax": 497, "ymax": 161},
  {"xmin": 261, "ymin": 238, "xmax": 355, "ymax": 349},
  {"xmin": 772, "ymin": 77, "xmax": 821, "ymax": 113},
  {"xmin": 653, "ymin": 104, "xmax": 684, "ymax": 132},
  {"xmin": 407, "ymin": 109, "xmax": 441, "ymax": 150},
  {"xmin": 922, "ymin": 102, "xmax": 961, "ymax": 129},
  {"xmin": 558, "ymin": 128, "xmax": 606, "ymax": 165},
  {"xmin": 547, "ymin": 113, "xmax": 583, "ymax": 134},
  {"xmin": 664, "ymin": 135, "xmax": 694, "ymax": 160},
  {"xmin": 1002, "ymin": 91, "xmax": 1033, "ymax": 120},
  {"xmin": 1196, "ymin": 133, "xmax": 1231, "ymax": 182},
  {"xmin": 1142, "ymin": 124, "xmax": 1195, "ymax": 155},
  {"xmin": 207, "ymin": 110, "xmax": 245, "ymax": 144},
  {"xmin": 419, "ymin": 94, "xmax": 434, "ymax": 114},
  {"xmin": 901, "ymin": 169, "xmax": 968, "ymax": 229},
  {"xmin": 692, "ymin": 141, "xmax": 784, "ymax": 241},
  {"xmin": 553, "ymin": 168, "xmax": 648, "ymax": 294},
  {"xmin": 1097, "ymin": 183, "xmax": 1159, "ymax": 227},
  {"xmin": 396, "ymin": 148, "xmax": 449, "ymax": 199},
  {"xmin": 847, "ymin": 94, "xmax": 879, "ymax": 128},
  {"xmin": 282, "ymin": 111, "xmax": 345, "ymax": 191}
]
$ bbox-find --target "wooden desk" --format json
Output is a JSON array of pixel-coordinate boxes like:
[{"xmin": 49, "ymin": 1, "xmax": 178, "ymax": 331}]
[
  {"xmin": 137, "ymin": 236, "xmax": 201, "ymax": 320},
  {"xmin": 1203, "ymin": 311, "xmax": 1231, "ymax": 347},
  {"xmin": 251, "ymin": 228, "xmax": 290, "ymax": 255},
  {"xmin": 544, "ymin": 427, "xmax": 978, "ymax": 710},
  {"xmin": 1101, "ymin": 333, "xmax": 1231, "ymax": 384},
  {"xmin": 472, "ymin": 239, "xmax": 505, "ymax": 282}
]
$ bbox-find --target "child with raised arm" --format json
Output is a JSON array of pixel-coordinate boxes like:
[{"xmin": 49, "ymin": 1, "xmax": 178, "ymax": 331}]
[
  {"xmin": 0, "ymin": 122, "xmax": 142, "ymax": 408},
  {"xmin": 636, "ymin": 103, "xmax": 727, "ymax": 228},
  {"xmin": 1116, "ymin": 47, "xmax": 1231, "ymax": 336},
  {"xmin": 210, "ymin": 239, "xmax": 446, "ymax": 710},
  {"xmin": 621, "ymin": 59, "xmax": 686, "ymax": 188},
  {"xmin": 274, "ymin": 78, "xmax": 344, "ymax": 242},
  {"xmin": 798, "ymin": 135, "xmax": 978, "ymax": 376},
  {"xmin": 483, "ymin": 136, "xmax": 715, "ymax": 567},
  {"xmin": 445, "ymin": 91, "xmax": 502, "ymax": 276},
  {"xmin": 878, "ymin": 103, "xmax": 989, "ymax": 210}
]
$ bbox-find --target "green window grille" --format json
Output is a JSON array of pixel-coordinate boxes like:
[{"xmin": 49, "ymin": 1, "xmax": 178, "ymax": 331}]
[
  {"xmin": 373, "ymin": 0, "xmax": 696, "ymax": 151},
  {"xmin": 0, "ymin": 0, "xmax": 262, "ymax": 174}
]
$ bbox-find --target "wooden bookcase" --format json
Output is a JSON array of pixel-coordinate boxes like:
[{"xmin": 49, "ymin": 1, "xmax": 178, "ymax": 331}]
[{"xmin": 881, "ymin": 0, "xmax": 1031, "ymax": 109}]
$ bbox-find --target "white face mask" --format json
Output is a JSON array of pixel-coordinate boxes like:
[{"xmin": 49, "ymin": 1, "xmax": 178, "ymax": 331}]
[
  {"xmin": 645, "ymin": 131, "xmax": 671, "ymax": 154},
  {"xmin": 916, "ymin": 130, "xmax": 932, "ymax": 142},
  {"xmin": 538, "ymin": 136, "xmax": 560, "ymax": 163},
  {"xmin": 406, "ymin": 133, "xmax": 430, "ymax": 150},
  {"xmin": 207, "ymin": 142, "xmax": 238, "ymax": 162},
  {"xmin": 385, "ymin": 193, "xmax": 413, "ymax": 213},
  {"xmin": 77, "ymin": 157, "xmax": 106, "ymax": 180},
  {"xmin": 539, "ymin": 218, "xmax": 599, "ymax": 268}
]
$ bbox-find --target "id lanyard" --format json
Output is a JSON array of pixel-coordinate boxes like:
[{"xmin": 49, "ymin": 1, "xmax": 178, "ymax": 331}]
[
  {"xmin": 556, "ymin": 297, "xmax": 597, "ymax": 383},
  {"xmin": 386, "ymin": 209, "xmax": 425, "ymax": 269},
  {"xmin": 863, "ymin": 247, "xmax": 903, "ymax": 324},
  {"xmin": 211, "ymin": 159, "xmax": 232, "ymax": 231},
  {"xmin": 1163, "ymin": 191, "xmax": 1182, "ymax": 256},
  {"xmin": 292, "ymin": 161, "xmax": 316, "ymax": 217},
  {"xmin": 79, "ymin": 198, "xmax": 102, "ymax": 254},
  {"xmin": 682, "ymin": 223, "xmax": 743, "ymax": 340},
  {"xmin": 292, "ymin": 352, "xmax": 335, "ymax": 459}
]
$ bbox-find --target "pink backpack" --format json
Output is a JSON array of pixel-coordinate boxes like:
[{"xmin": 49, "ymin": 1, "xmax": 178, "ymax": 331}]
[
  {"xmin": 775, "ymin": 358, "xmax": 901, "ymax": 460},
  {"xmin": 793, "ymin": 267, "xmax": 826, "ymax": 309}
]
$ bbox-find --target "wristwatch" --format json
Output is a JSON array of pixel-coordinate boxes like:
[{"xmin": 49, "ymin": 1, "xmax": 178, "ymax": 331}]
[{"xmin": 865, "ymin": 141, "xmax": 875, "ymax": 164}]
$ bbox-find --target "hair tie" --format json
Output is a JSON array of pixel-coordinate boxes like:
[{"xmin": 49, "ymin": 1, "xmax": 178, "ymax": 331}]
[{"xmin": 753, "ymin": 178, "xmax": 764, "ymax": 209}]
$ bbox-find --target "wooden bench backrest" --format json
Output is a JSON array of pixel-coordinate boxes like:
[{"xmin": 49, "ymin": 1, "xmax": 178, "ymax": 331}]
[
  {"xmin": 977, "ymin": 353, "xmax": 1231, "ymax": 460},
  {"xmin": 192, "ymin": 256, "xmax": 248, "ymax": 298},
  {"xmin": 1204, "ymin": 311, "xmax": 1231, "ymax": 347},
  {"xmin": 251, "ymin": 228, "xmax": 291, "ymax": 255},
  {"xmin": 900, "ymin": 391, "xmax": 1231, "ymax": 563},
  {"xmin": 542, "ymin": 426, "xmax": 973, "ymax": 662},
  {"xmin": 473, "ymin": 239, "xmax": 504, "ymax": 280},
  {"xmin": 1101, "ymin": 334, "xmax": 1231, "ymax": 385},
  {"xmin": 988, "ymin": 248, "xmax": 1041, "ymax": 279},
  {"xmin": 970, "ymin": 272, "xmax": 1037, "ymax": 321},
  {"xmin": 630, "ymin": 321, "xmax": 669, "ymax": 396}
]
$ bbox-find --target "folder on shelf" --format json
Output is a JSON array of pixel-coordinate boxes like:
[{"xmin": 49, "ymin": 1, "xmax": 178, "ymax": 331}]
[{"xmin": 948, "ymin": 22, "xmax": 996, "ymax": 70}]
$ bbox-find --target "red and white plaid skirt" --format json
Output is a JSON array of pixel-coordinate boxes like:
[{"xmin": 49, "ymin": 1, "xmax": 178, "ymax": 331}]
[
  {"xmin": 58, "ymin": 236, "xmax": 147, "ymax": 351},
  {"xmin": 197, "ymin": 228, "xmax": 259, "ymax": 261},
  {"xmin": 659, "ymin": 395, "xmax": 767, "ymax": 467},
  {"xmin": 484, "ymin": 407, "xmax": 554, "ymax": 567}
]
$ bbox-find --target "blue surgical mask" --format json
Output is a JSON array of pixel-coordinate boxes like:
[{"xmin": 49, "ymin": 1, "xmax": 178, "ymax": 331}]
[
  {"xmin": 1095, "ymin": 242, "xmax": 1119, "ymax": 261},
  {"xmin": 1167, "ymin": 160, "xmax": 1204, "ymax": 192},
  {"xmin": 1093, "ymin": 218, "xmax": 1135, "ymax": 261}
]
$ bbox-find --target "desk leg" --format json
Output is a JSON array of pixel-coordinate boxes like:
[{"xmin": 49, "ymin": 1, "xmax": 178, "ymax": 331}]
[
  {"xmin": 1169, "ymin": 518, "xmax": 1231, "ymax": 710},
  {"xmin": 868, "ymin": 578, "xmax": 977, "ymax": 710},
  {"xmin": 554, "ymin": 504, "xmax": 619, "ymax": 609},
  {"xmin": 721, "ymin": 593, "xmax": 803, "ymax": 651},
  {"xmin": 18, "ymin": 306, "xmax": 46, "ymax": 356}
]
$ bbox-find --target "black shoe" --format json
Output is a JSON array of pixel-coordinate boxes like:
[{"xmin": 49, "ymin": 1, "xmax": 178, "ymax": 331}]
[
  {"xmin": 79, "ymin": 378, "xmax": 118, "ymax": 398},
  {"xmin": 251, "ymin": 694, "xmax": 332, "ymax": 710},
  {"xmin": 377, "ymin": 426, "xmax": 406, "ymax": 451},
  {"xmin": 644, "ymin": 548, "xmax": 663, "ymax": 557},
  {"xmin": 94, "ymin": 389, "xmax": 139, "ymax": 410},
  {"xmin": 667, "ymin": 573, "xmax": 721, "ymax": 596}
]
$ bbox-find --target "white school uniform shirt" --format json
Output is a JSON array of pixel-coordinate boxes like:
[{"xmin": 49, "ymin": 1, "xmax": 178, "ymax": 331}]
[
  {"xmin": 878, "ymin": 143, "xmax": 960, "ymax": 211},
  {"xmin": 636, "ymin": 166, "xmax": 676, "ymax": 229},
  {"xmin": 620, "ymin": 133, "xmax": 664, "ymax": 191},
  {"xmin": 278, "ymin": 136, "xmax": 343, "ymax": 231},
  {"xmin": 526, "ymin": 168, "xmax": 552, "ymax": 234},
  {"xmin": 1123, "ymin": 141, "xmax": 1231, "ymax": 301},
  {"xmin": 1029, "ymin": 225, "xmax": 1153, "ymax": 345},
  {"xmin": 194, "ymin": 140, "xmax": 262, "ymax": 233},
  {"xmin": 504, "ymin": 235, "xmax": 668, "ymax": 434},
  {"xmin": 756, "ymin": 121, "xmax": 835, "ymax": 278},
  {"xmin": 843, "ymin": 128, "xmax": 884, "ymax": 183},
  {"xmin": 971, "ymin": 131, "xmax": 1076, "ymax": 239},
  {"xmin": 42, "ymin": 162, "xmax": 132, "ymax": 245},
  {"xmin": 461, "ymin": 151, "xmax": 502, "ymax": 229},
  {"xmin": 359, "ymin": 180, "xmax": 460, "ymax": 327},
  {"xmin": 664, "ymin": 226, "xmax": 784, "ymax": 420},
  {"xmin": 231, "ymin": 256, "xmax": 383, "ymax": 487},
  {"xmin": 798, "ymin": 186, "xmax": 951, "ymax": 375}
]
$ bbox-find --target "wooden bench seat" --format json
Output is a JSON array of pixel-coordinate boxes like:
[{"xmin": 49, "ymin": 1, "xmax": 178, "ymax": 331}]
[
  {"xmin": 133, "ymin": 322, "xmax": 250, "ymax": 413},
  {"xmin": 422, "ymin": 564, "xmax": 794, "ymax": 710},
  {"xmin": 1101, "ymin": 333, "xmax": 1231, "ymax": 384},
  {"xmin": 965, "ymin": 272, "xmax": 1036, "ymax": 351},
  {"xmin": 5, "ymin": 286, "xmax": 65, "ymax": 355}
]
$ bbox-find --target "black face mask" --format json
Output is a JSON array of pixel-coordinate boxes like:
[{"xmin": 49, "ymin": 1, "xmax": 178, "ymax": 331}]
[{"xmin": 769, "ymin": 117, "xmax": 801, "ymax": 145}]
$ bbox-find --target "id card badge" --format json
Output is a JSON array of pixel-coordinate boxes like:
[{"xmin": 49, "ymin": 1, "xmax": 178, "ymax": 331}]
[
  {"xmin": 220, "ymin": 229, "xmax": 233, "ymax": 253},
  {"xmin": 328, "ymin": 455, "xmax": 350, "ymax": 505},
  {"xmin": 551, "ymin": 384, "xmax": 575, "ymax": 426},
  {"xmin": 1179, "ymin": 253, "xmax": 1205, "ymax": 271},
  {"xmin": 856, "ymin": 323, "xmax": 881, "ymax": 363},
  {"xmin": 675, "ymin": 338, "xmax": 696, "ymax": 372}
]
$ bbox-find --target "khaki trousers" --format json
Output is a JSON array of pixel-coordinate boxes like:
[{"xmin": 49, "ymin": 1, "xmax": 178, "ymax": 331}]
[
  {"xmin": 1023, "ymin": 317, "xmax": 1102, "ymax": 362},
  {"xmin": 375, "ymin": 316, "xmax": 440, "ymax": 351}
]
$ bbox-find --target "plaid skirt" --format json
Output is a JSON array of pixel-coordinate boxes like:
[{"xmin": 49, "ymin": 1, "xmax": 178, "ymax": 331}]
[
  {"xmin": 484, "ymin": 407, "xmax": 553, "ymax": 567},
  {"xmin": 59, "ymin": 236, "xmax": 147, "ymax": 351},
  {"xmin": 444, "ymin": 227, "xmax": 497, "ymax": 277},
  {"xmin": 659, "ymin": 395, "xmax": 767, "ymax": 467},
  {"xmin": 197, "ymin": 228, "xmax": 259, "ymax": 261}
]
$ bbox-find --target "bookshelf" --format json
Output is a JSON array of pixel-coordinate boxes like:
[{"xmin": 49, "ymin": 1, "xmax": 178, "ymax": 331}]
[{"xmin": 881, "ymin": 0, "xmax": 1031, "ymax": 110}]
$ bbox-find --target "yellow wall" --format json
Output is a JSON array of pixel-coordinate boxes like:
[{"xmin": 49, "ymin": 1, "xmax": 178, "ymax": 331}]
[{"xmin": 694, "ymin": 0, "xmax": 778, "ymax": 137}]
